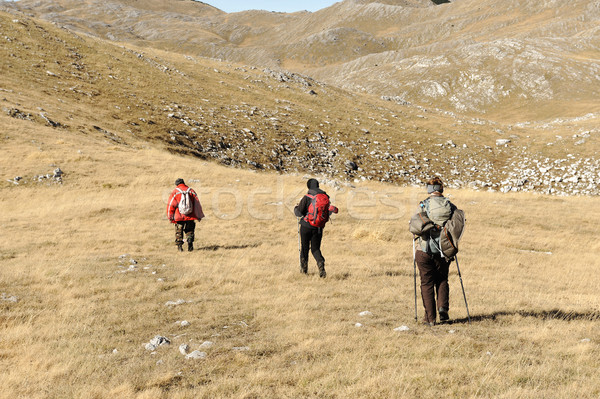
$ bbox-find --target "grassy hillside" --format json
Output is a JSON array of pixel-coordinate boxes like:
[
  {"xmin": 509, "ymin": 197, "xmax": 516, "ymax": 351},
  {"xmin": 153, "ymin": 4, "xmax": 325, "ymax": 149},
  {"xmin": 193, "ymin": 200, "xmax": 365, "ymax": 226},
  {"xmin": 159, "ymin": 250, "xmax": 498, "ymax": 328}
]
[
  {"xmin": 2, "ymin": 96, "xmax": 600, "ymax": 398},
  {"xmin": 2, "ymin": 10, "xmax": 599, "ymax": 197},
  {"xmin": 0, "ymin": 10, "xmax": 456, "ymax": 181},
  {"xmin": 5, "ymin": 0, "xmax": 600, "ymax": 124}
]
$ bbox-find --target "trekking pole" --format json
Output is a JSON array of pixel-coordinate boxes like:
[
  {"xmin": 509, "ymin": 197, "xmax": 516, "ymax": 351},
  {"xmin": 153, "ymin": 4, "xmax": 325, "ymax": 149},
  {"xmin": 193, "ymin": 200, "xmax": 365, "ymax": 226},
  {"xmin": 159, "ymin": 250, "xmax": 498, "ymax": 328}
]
[
  {"xmin": 455, "ymin": 255, "xmax": 471, "ymax": 324},
  {"xmin": 412, "ymin": 235, "xmax": 418, "ymax": 322},
  {"xmin": 297, "ymin": 217, "xmax": 301, "ymax": 269}
]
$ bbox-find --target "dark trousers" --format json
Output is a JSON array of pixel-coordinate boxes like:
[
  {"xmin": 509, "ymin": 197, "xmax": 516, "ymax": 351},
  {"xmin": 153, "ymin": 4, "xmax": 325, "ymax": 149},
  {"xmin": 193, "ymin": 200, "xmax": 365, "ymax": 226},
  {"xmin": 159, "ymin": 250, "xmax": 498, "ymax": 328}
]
[
  {"xmin": 416, "ymin": 250, "xmax": 450, "ymax": 323},
  {"xmin": 300, "ymin": 225, "xmax": 324, "ymax": 265},
  {"xmin": 175, "ymin": 221, "xmax": 195, "ymax": 245}
]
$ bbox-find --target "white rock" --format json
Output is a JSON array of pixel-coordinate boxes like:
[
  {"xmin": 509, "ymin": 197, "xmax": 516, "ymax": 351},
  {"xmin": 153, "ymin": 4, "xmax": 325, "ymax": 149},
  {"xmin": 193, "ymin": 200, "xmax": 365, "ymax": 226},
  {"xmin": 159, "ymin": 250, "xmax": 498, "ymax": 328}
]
[
  {"xmin": 180, "ymin": 320, "xmax": 190, "ymax": 327},
  {"xmin": 186, "ymin": 350, "xmax": 207, "ymax": 359},
  {"xmin": 145, "ymin": 343, "xmax": 157, "ymax": 351},
  {"xmin": 1, "ymin": 293, "xmax": 18, "ymax": 303},
  {"xmin": 355, "ymin": 323, "xmax": 363, "ymax": 328},
  {"xmin": 147, "ymin": 335, "xmax": 170, "ymax": 350},
  {"xmin": 394, "ymin": 325, "xmax": 410, "ymax": 332},
  {"xmin": 496, "ymin": 139, "xmax": 511, "ymax": 146},
  {"xmin": 199, "ymin": 341, "xmax": 214, "ymax": 348},
  {"xmin": 179, "ymin": 344, "xmax": 189, "ymax": 355},
  {"xmin": 359, "ymin": 311, "xmax": 373, "ymax": 317},
  {"xmin": 580, "ymin": 338, "xmax": 591, "ymax": 343},
  {"xmin": 165, "ymin": 299, "xmax": 186, "ymax": 307},
  {"xmin": 232, "ymin": 346, "xmax": 250, "ymax": 351}
]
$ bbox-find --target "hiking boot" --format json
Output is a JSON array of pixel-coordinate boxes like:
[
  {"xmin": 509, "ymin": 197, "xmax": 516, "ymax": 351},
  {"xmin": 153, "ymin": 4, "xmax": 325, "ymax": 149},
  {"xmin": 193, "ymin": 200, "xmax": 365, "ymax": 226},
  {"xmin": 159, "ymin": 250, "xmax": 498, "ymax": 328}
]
[
  {"xmin": 317, "ymin": 261, "xmax": 326, "ymax": 278},
  {"xmin": 187, "ymin": 242, "xmax": 194, "ymax": 252},
  {"xmin": 177, "ymin": 244, "xmax": 183, "ymax": 252},
  {"xmin": 422, "ymin": 318, "xmax": 436, "ymax": 327},
  {"xmin": 300, "ymin": 260, "xmax": 308, "ymax": 274},
  {"xmin": 438, "ymin": 307, "xmax": 449, "ymax": 322}
]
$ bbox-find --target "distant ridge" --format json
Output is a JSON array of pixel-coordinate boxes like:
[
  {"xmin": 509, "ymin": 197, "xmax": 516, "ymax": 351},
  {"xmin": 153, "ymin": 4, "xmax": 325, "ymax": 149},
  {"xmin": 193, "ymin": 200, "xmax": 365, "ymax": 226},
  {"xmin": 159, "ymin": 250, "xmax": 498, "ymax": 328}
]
[
  {"xmin": 347, "ymin": 0, "xmax": 434, "ymax": 7},
  {"xmin": 4, "ymin": 0, "xmax": 598, "ymax": 124}
]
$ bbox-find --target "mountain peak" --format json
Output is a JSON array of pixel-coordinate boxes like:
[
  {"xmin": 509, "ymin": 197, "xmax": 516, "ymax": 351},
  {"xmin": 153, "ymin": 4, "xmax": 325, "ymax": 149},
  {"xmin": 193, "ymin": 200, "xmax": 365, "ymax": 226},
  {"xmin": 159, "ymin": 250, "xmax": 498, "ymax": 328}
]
[{"xmin": 344, "ymin": 0, "xmax": 437, "ymax": 7}]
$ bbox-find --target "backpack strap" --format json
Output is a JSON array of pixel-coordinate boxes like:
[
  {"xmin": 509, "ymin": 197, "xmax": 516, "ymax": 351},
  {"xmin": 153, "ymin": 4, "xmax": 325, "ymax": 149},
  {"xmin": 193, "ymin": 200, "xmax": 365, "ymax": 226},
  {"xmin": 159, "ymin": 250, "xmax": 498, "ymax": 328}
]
[{"xmin": 303, "ymin": 194, "xmax": 316, "ymax": 223}]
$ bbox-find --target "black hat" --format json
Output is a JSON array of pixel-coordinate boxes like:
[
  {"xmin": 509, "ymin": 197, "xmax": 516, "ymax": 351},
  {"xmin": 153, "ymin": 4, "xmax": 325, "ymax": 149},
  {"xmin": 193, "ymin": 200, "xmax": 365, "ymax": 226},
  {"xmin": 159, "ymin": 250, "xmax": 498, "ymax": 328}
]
[
  {"xmin": 175, "ymin": 178, "xmax": 185, "ymax": 186},
  {"xmin": 307, "ymin": 178, "xmax": 319, "ymax": 189}
]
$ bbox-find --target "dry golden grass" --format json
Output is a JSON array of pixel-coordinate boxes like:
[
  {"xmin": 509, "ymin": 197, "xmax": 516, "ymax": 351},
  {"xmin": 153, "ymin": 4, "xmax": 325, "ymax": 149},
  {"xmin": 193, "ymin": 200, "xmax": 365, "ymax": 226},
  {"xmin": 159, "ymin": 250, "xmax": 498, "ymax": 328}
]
[{"xmin": 1, "ymin": 115, "xmax": 600, "ymax": 398}]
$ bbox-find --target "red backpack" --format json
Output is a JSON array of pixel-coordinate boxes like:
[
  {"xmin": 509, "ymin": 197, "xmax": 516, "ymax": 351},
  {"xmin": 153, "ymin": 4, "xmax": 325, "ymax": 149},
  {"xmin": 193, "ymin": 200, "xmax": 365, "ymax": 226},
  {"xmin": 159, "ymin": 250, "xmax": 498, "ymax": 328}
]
[{"xmin": 304, "ymin": 193, "xmax": 330, "ymax": 228}]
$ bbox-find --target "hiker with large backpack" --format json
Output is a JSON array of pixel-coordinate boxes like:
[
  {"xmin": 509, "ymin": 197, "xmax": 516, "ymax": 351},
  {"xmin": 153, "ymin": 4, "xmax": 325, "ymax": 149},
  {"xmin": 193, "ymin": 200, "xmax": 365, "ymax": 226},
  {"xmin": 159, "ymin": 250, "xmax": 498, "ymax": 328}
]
[
  {"xmin": 294, "ymin": 179, "xmax": 338, "ymax": 278},
  {"xmin": 167, "ymin": 178, "xmax": 204, "ymax": 252},
  {"xmin": 408, "ymin": 177, "xmax": 465, "ymax": 326}
]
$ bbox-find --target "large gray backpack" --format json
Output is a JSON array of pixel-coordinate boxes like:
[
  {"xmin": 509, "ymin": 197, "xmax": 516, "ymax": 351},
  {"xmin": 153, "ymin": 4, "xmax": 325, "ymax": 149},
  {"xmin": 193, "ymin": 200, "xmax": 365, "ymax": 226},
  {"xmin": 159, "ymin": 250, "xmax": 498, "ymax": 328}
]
[
  {"xmin": 409, "ymin": 197, "xmax": 465, "ymax": 260},
  {"xmin": 424, "ymin": 196, "xmax": 453, "ymax": 226}
]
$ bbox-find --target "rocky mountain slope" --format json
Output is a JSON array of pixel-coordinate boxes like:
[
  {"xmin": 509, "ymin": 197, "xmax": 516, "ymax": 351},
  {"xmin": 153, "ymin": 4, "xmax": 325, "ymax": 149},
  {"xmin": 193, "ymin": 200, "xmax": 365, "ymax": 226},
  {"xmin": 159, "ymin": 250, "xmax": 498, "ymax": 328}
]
[
  {"xmin": 4, "ymin": 0, "xmax": 599, "ymax": 124},
  {"xmin": 1, "ymin": 5, "xmax": 599, "ymax": 195}
]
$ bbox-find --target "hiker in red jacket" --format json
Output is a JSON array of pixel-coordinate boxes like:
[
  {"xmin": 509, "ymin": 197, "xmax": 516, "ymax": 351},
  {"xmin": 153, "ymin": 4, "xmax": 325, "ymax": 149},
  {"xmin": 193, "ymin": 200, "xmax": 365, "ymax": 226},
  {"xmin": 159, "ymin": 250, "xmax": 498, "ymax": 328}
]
[
  {"xmin": 167, "ymin": 178, "xmax": 204, "ymax": 252},
  {"xmin": 294, "ymin": 179, "xmax": 338, "ymax": 278}
]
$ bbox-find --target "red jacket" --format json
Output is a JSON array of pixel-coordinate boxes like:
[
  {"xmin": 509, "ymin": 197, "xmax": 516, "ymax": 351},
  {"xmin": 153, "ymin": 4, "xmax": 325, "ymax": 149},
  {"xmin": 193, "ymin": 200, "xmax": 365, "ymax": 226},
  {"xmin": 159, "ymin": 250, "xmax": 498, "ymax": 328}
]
[{"xmin": 167, "ymin": 184, "xmax": 204, "ymax": 223}]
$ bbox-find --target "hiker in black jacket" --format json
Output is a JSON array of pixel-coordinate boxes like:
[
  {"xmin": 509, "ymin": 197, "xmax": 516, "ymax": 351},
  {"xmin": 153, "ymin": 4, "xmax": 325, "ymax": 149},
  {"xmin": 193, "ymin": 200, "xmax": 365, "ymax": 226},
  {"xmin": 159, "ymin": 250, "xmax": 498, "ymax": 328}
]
[{"xmin": 294, "ymin": 179, "xmax": 338, "ymax": 278}]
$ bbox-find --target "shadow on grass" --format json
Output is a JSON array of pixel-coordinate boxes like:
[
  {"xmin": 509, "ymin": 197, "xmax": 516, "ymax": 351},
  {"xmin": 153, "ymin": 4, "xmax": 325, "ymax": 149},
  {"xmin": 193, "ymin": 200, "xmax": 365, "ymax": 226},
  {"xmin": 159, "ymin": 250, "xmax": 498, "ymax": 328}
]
[
  {"xmin": 451, "ymin": 309, "xmax": 600, "ymax": 325},
  {"xmin": 197, "ymin": 244, "xmax": 259, "ymax": 251},
  {"xmin": 332, "ymin": 272, "xmax": 351, "ymax": 281}
]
